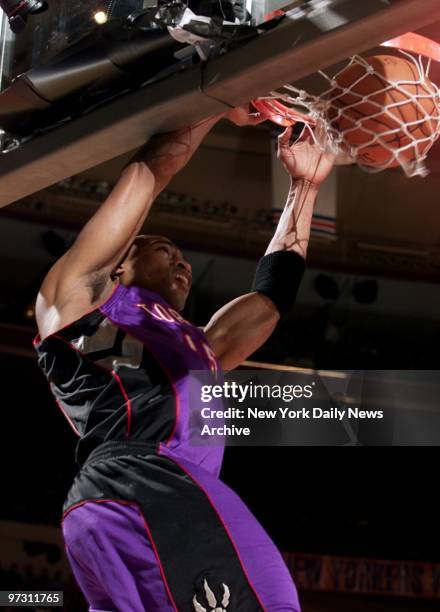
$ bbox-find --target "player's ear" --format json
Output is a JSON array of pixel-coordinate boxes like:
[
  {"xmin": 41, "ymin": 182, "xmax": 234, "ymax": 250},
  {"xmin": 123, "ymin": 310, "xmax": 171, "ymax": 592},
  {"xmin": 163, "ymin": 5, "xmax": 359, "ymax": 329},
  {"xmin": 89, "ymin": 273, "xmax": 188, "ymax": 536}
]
[
  {"xmin": 111, "ymin": 243, "xmax": 134, "ymax": 281},
  {"xmin": 110, "ymin": 262, "xmax": 125, "ymax": 281}
]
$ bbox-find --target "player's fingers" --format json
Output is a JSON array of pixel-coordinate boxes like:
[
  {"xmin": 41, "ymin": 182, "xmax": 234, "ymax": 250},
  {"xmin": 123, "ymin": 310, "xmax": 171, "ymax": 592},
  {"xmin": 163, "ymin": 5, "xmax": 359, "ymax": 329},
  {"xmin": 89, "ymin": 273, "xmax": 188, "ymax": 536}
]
[
  {"xmin": 278, "ymin": 126, "xmax": 293, "ymax": 146},
  {"xmin": 296, "ymin": 125, "xmax": 312, "ymax": 144},
  {"xmin": 248, "ymin": 112, "xmax": 266, "ymax": 125}
]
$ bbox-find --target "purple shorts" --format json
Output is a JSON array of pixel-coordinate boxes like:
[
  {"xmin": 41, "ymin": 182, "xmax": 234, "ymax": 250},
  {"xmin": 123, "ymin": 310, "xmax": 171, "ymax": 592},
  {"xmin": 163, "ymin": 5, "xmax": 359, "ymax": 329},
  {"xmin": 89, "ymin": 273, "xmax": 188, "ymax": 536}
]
[{"xmin": 62, "ymin": 459, "xmax": 300, "ymax": 612}]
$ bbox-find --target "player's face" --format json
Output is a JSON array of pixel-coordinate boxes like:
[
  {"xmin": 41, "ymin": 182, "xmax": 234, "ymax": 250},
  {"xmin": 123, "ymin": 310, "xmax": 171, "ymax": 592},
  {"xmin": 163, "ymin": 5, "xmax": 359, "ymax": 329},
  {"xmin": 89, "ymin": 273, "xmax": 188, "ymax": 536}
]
[{"xmin": 122, "ymin": 236, "xmax": 192, "ymax": 311}]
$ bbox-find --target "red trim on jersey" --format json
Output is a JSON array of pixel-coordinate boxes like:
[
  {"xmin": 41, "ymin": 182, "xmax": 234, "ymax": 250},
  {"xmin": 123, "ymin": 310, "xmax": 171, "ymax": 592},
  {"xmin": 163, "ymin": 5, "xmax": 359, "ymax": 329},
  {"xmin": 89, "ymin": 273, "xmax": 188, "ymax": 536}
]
[
  {"xmin": 52, "ymin": 333, "xmax": 132, "ymax": 439},
  {"xmin": 100, "ymin": 315, "xmax": 180, "ymax": 449},
  {"xmin": 112, "ymin": 371, "xmax": 132, "ymax": 438}
]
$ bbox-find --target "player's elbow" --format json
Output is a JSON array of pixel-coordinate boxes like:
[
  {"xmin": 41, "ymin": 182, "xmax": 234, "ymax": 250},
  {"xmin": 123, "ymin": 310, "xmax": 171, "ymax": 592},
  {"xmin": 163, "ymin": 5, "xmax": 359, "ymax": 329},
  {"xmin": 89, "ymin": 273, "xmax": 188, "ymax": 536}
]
[
  {"xmin": 134, "ymin": 161, "xmax": 156, "ymax": 196},
  {"xmin": 123, "ymin": 161, "xmax": 156, "ymax": 197}
]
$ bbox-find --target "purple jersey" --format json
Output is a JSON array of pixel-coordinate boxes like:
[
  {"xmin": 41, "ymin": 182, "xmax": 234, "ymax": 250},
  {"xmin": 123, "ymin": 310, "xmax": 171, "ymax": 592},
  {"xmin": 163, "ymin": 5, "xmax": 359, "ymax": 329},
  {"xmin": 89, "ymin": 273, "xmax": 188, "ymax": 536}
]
[{"xmin": 35, "ymin": 283, "xmax": 223, "ymax": 474}]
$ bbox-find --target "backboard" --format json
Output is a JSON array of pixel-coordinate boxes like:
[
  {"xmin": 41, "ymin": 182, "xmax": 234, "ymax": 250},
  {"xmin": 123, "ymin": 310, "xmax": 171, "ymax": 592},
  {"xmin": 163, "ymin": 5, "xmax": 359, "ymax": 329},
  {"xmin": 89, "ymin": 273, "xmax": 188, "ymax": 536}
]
[{"xmin": 1, "ymin": 0, "xmax": 440, "ymax": 205}]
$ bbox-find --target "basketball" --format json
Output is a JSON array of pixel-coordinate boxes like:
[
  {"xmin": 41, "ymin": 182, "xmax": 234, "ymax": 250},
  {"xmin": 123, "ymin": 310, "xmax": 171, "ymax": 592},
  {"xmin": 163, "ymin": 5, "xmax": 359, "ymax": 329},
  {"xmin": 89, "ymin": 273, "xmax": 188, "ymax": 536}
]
[{"xmin": 325, "ymin": 54, "xmax": 440, "ymax": 169}]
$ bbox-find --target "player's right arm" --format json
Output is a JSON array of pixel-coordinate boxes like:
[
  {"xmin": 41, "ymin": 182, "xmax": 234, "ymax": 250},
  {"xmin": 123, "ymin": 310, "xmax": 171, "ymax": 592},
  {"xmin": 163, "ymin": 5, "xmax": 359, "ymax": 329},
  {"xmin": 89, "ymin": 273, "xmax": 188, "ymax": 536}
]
[
  {"xmin": 35, "ymin": 161, "xmax": 156, "ymax": 338},
  {"xmin": 49, "ymin": 163, "xmax": 155, "ymax": 287}
]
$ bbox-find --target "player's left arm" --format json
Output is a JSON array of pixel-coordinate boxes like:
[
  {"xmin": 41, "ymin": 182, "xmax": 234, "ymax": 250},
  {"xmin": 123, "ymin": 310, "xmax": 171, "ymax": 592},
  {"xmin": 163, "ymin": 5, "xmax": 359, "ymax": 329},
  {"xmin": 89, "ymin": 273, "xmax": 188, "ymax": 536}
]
[{"xmin": 204, "ymin": 128, "xmax": 335, "ymax": 370}]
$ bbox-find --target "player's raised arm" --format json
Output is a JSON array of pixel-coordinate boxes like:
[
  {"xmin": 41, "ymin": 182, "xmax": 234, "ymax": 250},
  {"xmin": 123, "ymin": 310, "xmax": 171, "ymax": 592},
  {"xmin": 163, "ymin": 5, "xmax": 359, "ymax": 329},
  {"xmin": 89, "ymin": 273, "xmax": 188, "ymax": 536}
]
[
  {"xmin": 36, "ymin": 115, "xmax": 224, "ymax": 338},
  {"xmin": 204, "ymin": 128, "xmax": 335, "ymax": 370}
]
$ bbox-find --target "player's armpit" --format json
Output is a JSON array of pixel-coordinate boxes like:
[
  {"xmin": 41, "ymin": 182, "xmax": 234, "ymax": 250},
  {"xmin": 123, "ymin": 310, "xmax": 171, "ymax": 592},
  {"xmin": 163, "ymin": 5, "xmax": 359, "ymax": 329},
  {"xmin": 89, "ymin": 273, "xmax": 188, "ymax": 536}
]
[{"xmin": 43, "ymin": 163, "xmax": 155, "ymax": 300}]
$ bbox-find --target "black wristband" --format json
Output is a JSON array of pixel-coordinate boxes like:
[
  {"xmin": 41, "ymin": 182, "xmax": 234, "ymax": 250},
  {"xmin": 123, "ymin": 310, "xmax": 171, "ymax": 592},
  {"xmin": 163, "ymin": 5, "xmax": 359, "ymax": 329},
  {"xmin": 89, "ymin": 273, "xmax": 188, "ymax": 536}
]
[{"xmin": 251, "ymin": 250, "xmax": 306, "ymax": 317}]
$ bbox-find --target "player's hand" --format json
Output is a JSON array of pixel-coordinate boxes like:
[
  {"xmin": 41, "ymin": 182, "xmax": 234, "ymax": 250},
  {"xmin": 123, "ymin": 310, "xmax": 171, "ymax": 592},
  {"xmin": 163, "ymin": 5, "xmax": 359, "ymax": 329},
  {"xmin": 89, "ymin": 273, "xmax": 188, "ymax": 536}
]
[
  {"xmin": 225, "ymin": 104, "xmax": 266, "ymax": 127},
  {"xmin": 278, "ymin": 126, "xmax": 335, "ymax": 186}
]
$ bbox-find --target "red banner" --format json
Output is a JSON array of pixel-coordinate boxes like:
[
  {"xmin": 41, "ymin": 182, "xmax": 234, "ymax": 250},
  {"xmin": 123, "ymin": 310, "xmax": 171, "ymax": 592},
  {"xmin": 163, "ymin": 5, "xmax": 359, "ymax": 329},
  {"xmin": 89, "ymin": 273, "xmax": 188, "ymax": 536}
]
[{"xmin": 283, "ymin": 552, "xmax": 440, "ymax": 599}]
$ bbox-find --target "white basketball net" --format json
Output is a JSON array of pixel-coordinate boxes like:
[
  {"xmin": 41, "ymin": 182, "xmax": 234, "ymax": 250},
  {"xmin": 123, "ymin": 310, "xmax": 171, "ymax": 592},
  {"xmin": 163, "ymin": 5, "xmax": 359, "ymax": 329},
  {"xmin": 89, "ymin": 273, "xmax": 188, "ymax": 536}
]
[{"xmin": 259, "ymin": 51, "xmax": 440, "ymax": 177}]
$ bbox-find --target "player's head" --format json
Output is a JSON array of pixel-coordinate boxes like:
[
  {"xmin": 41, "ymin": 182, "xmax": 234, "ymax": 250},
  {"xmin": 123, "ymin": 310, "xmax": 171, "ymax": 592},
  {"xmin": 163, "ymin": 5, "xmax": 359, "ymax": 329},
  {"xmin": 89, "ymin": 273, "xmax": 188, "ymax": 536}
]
[{"xmin": 112, "ymin": 235, "xmax": 192, "ymax": 311}]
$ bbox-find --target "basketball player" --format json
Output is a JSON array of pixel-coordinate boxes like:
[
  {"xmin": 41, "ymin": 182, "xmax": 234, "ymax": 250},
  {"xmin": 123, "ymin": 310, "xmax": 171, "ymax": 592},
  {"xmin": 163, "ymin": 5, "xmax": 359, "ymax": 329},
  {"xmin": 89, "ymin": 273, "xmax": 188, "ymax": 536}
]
[{"xmin": 34, "ymin": 106, "xmax": 334, "ymax": 611}]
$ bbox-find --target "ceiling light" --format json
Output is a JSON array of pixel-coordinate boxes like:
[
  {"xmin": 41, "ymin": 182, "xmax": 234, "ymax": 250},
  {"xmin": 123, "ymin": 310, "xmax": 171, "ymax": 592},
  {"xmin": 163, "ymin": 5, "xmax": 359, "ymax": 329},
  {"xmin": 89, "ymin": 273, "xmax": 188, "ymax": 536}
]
[{"xmin": 94, "ymin": 10, "xmax": 108, "ymax": 25}]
